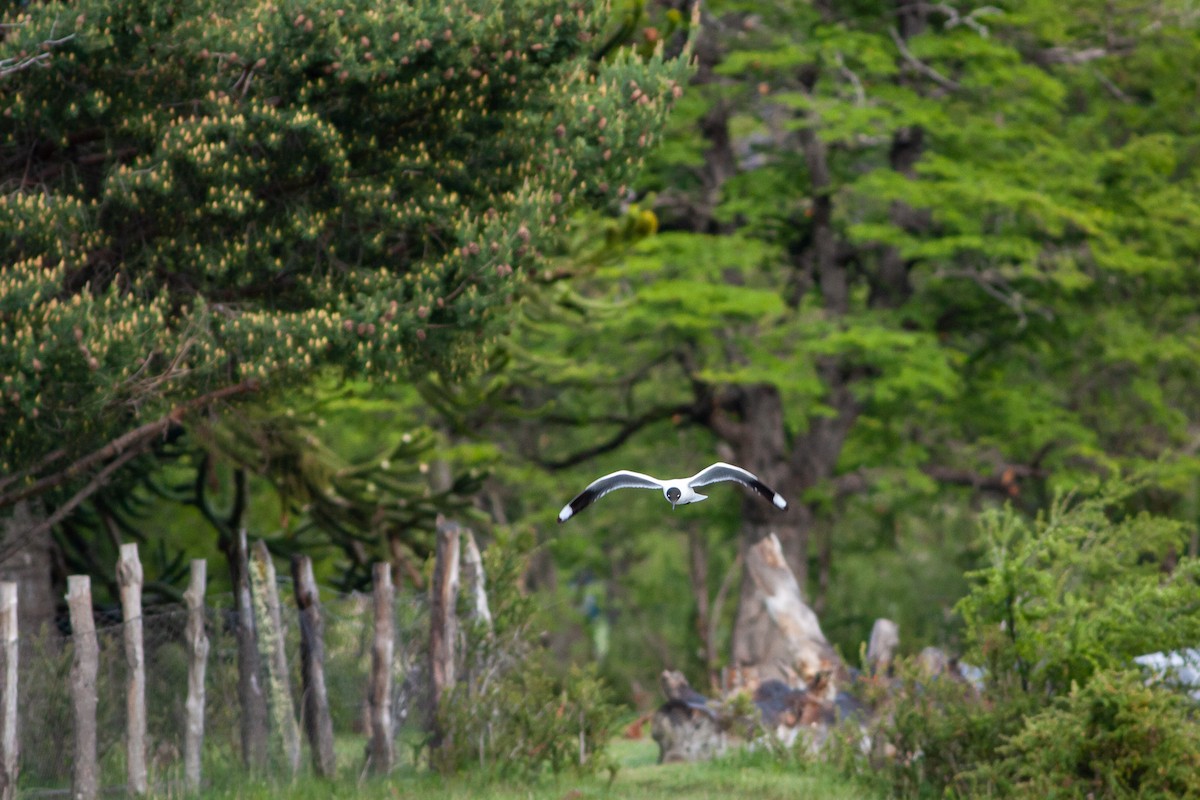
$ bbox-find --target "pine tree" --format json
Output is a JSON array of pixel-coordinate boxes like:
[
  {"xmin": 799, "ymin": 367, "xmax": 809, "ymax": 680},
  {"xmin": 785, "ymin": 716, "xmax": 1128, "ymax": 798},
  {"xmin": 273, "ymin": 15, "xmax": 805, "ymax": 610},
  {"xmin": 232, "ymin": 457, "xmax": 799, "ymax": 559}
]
[{"xmin": 0, "ymin": 0, "xmax": 688, "ymax": 524}]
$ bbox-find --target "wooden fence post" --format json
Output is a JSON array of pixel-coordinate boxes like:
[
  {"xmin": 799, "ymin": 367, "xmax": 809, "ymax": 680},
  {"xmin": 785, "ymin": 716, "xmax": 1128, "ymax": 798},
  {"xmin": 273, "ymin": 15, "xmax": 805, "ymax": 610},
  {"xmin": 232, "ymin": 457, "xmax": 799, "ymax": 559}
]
[
  {"xmin": 291, "ymin": 555, "xmax": 335, "ymax": 778},
  {"xmin": 183, "ymin": 560, "xmax": 208, "ymax": 793},
  {"xmin": 248, "ymin": 540, "xmax": 301, "ymax": 776},
  {"xmin": 117, "ymin": 543, "xmax": 147, "ymax": 796},
  {"xmin": 232, "ymin": 529, "xmax": 268, "ymax": 771},
  {"xmin": 367, "ymin": 563, "xmax": 394, "ymax": 775},
  {"xmin": 0, "ymin": 583, "xmax": 17, "ymax": 800},
  {"xmin": 428, "ymin": 517, "xmax": 461, "ymax": 747},
  {"xmin": 67, "ymin": 575, "xmax": 98, "ymax": 800}
]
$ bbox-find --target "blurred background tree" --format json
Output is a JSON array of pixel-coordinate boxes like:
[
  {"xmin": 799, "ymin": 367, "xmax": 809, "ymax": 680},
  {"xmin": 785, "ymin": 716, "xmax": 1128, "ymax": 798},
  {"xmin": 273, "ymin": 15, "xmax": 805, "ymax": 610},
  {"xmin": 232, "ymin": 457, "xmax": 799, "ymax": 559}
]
[{"xmin": 442, "ymin": 0, "xmax": 1200, "ymax": 692}]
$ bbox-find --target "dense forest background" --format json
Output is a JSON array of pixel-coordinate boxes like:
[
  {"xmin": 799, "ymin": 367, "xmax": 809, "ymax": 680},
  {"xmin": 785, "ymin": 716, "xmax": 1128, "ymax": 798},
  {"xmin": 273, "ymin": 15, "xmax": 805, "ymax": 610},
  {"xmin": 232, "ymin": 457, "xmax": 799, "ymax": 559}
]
[{"xmin": 3, "ymin": 0, "xmax": 1200, "ymax": 743}]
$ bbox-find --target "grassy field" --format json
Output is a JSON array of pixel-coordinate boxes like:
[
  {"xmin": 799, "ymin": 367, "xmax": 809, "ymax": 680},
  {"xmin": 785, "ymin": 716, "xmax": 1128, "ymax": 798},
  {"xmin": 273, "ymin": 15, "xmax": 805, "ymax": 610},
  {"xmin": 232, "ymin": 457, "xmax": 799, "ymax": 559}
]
[{"xmin": 197, "ymin": 738, "xmax": 884, "ymax": 800}]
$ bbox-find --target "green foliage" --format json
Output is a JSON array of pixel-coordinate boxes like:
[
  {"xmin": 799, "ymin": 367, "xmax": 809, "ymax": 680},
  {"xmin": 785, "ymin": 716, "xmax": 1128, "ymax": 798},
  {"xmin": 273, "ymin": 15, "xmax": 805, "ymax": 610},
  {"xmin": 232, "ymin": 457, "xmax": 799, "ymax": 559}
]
[{"xmin": 958, "ymin": 480, "xmax": 1200, "ymax": 694}]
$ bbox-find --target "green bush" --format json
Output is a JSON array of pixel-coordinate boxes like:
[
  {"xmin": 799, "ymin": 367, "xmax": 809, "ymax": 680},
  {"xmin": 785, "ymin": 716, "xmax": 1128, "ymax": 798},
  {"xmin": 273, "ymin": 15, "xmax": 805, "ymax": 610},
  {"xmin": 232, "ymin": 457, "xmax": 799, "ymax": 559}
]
[
  {"xmin": 970, "ymin": 668, "xmax": 1200, "ymax": 799},
  {"xmin": 865, "ymin": 478, "xmax": 1200, "ymax": 798},
  {"xmin": 433, "ymin": 531, "xmax": 621, "ymax": 779}
]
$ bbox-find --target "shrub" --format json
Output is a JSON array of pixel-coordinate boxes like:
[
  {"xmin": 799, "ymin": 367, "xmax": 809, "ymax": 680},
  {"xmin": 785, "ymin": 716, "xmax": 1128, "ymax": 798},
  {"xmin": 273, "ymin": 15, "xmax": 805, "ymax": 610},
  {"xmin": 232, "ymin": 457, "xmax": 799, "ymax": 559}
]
[
  {"xmin": 433, "ymin": 530, "xmax": 621, "ymax": 779},
  {"xmin": 866, "ymin": 477, "xmax": 1200, "ymax": 798},
  {"xmin": 970, "ymin": 668, "xmax": 1200, "ymax": 799}
]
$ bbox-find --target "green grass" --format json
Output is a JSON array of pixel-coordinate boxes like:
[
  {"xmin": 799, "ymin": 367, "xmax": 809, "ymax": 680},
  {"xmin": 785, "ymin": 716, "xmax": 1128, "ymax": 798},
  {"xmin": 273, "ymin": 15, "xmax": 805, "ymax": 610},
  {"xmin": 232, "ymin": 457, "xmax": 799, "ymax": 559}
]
[{"xmin": 196, "ymin": 738, "xmax": 884, "ymax": 800}]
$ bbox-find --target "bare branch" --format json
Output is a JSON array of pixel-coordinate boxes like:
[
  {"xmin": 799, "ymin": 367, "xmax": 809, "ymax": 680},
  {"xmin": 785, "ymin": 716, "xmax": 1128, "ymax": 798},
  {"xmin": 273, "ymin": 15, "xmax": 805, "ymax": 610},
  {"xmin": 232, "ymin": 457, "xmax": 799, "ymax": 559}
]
[
  {"xmin": 889, "ymin": 27, "xmax": 960, "ymax": 91},
  {"xmin": 902, "ymin": 2, "xmax": 1003, "ymax": 36},
  {"xmin": 0, "ymin": 379, "xmax": 260, "ymax": 510},
  {"xmin": 833, "ymin": 52, "xmax": 866, "ymax": 107},
  {"xmin": 1092, "ymin": 69, "xmax": 1132, "ymax": 103},
  {"xmin": 830, "ymin": 462, "xmax": 1049, "ymax": 498},
  {"xmin": 0, "ymin": 32, "xmax": 75, "ymax": 77},
  {"xmin": 534, "ymin": 403, "xmax": 694, "ymax": 470},
  {"xmin": 0, "ymin": 445, "xmax": 142, "ymax": 563},
  {"xmin": 0, "ymin": 448, "xmax": 66, "ymax": 496}
]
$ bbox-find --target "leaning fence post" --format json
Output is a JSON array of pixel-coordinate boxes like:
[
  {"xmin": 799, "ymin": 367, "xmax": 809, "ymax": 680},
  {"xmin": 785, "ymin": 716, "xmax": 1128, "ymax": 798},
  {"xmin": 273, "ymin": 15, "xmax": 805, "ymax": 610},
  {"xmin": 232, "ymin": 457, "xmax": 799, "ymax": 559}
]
[
  {"xmin": 67, "ymin": 575, "xmax": 98, "ymax": 800},
  {"xmin": 366, "ymin": 563, "xmax": 394, "ymax": 774},
  {"xmin": 248, "ymin": 540, "xmax": 301, "ymax": 776},
  {"xmin": 428, "ymin": 516, "xmax": 461, "ymax": 749},
  {"xmin": 183, "ymin": 560, "xmax": 208, "ymax": 792},
  {"xmin": 117, "ymin": 543, "xmax": 147, "ymax": 796},
  {"xmin": 0, "ymin": 583, "xmax": 17, "ymax": 800},
  {"xmin": 232, "ymin": 528, "xmax": 268, "ymax": 771},
  {"xmin": 291, "ymin": 554, "xmax": 336, "ymax": 777}
]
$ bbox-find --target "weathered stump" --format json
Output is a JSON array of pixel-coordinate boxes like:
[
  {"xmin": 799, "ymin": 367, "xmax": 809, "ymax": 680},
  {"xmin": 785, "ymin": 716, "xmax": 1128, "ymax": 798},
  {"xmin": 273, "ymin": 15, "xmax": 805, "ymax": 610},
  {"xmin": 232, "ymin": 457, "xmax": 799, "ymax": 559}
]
[
  {"xmin": 867, "ymin": 618, "xmax": 899, "ymax": 677},
  {"xmin": 742, "ymin": 533, "xmax": 842, "ymax": 695},
  {"xmin": 650, "ymin": 671, "xmax": 726, "ymax": 763}
]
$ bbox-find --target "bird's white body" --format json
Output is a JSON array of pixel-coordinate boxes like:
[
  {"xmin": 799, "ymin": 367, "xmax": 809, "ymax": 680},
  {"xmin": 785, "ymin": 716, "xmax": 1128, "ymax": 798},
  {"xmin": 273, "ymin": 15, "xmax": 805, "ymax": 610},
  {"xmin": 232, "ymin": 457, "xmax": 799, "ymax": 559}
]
[{"xmin": 557, "ymin": 462, "xmax": 788, "ymax": 523}]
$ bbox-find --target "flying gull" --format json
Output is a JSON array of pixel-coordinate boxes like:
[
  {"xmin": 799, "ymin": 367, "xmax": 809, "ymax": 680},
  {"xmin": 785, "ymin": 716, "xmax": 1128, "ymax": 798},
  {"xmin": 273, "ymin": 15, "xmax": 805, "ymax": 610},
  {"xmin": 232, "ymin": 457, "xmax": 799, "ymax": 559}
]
[{"xmin": 558, "ymin": 462, "xmax": 788, "ymax": 523}]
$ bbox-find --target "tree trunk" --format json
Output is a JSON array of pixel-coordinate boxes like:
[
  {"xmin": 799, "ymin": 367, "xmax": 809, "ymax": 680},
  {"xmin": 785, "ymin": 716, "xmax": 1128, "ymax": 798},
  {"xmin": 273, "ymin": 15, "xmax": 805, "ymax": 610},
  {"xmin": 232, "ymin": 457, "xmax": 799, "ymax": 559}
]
[
  {"xmin": 0, "ymin": 501, "xmax": 57, "ymax": 657},
  {"xmin": 291, "ymin": 554, "xmax": 336, "ymax": 778},
  {"xmin": 0, "ymin": 583, "xmax": 17, "ymax": 800},
  {"xmin": 117, "ymin": 543, "xmax": 147, "ymax": 796},
  {"xmin": 248, "ymin": 540, "xmax": 301, "ymax": 776},
  {"xmin": 183, "ymin": 559, "xmax": 208, "ymax": 793},
  {"xmin": 367, "ymin": 562, "xmax": 395, "ymax": 775},
  {"xmin": 67, "ymin": 575, "xmax": 98, "ymax": 800},
  {"xmin": 227, "ymin": 529, "xmax": 268, "ymax": 771}
]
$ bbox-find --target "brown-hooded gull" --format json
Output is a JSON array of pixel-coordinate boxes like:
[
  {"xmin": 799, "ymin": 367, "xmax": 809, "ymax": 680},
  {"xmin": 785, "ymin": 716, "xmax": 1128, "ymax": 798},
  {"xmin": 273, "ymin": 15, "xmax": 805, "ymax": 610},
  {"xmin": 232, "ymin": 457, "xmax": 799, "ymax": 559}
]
[{"xmin": 558, "ymin": 462, "xmax": 788, "ymax": 523}]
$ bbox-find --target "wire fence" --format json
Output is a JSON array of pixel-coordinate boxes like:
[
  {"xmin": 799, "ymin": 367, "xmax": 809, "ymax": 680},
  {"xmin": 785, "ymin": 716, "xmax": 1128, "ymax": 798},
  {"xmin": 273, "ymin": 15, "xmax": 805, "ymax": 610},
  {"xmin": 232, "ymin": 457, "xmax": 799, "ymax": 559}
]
[{"xmin": 17, "ymin": 587, "xmax": 434, "ymax": 795}]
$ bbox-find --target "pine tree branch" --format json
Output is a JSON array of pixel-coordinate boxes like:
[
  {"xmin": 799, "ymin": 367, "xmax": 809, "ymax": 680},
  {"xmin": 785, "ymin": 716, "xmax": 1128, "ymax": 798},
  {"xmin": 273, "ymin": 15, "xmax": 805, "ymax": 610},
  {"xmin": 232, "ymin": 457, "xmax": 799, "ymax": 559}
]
[{"xmin": 0, "ymin": 380, "xmax": 260, "ymax": 510}]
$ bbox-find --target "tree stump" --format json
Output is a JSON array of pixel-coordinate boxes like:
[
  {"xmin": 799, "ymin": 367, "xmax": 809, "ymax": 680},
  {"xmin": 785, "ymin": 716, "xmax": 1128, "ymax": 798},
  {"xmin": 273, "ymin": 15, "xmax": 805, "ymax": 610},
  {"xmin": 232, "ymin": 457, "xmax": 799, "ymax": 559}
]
[{"xmin": 741, "ymin": 533, "xmax": 842, "ymax": 695}]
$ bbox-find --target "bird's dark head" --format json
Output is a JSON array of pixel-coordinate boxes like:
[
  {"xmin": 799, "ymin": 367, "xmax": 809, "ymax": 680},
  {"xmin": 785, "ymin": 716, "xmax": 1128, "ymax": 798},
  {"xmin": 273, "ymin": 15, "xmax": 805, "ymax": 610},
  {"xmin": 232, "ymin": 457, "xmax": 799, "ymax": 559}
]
[{"xmin": 665, "ymin": 487, "xmax": 682, "ymax": 506}]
